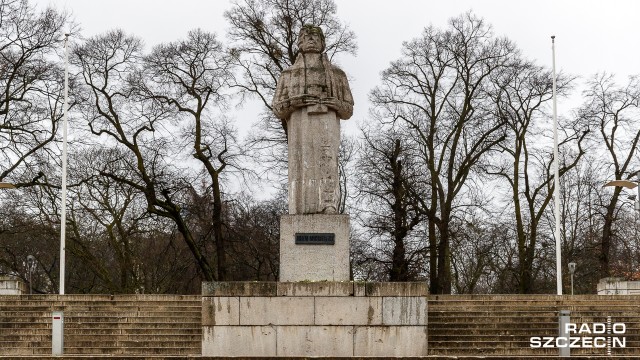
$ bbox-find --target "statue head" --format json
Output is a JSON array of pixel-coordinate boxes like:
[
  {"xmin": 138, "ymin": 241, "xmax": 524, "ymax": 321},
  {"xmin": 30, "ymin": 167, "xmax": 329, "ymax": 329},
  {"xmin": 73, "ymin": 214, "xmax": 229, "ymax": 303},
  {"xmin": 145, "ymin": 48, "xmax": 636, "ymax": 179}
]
[{"xmin": 298, "ymin": 25, "xmax": 325, "ymax": 54}]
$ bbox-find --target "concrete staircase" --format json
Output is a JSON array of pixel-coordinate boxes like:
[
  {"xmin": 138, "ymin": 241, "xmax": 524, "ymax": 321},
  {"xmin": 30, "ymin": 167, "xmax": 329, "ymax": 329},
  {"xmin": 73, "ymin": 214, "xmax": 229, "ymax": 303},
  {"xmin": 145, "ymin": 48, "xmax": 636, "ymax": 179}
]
[
  {"xmin": 0, "ymin": 294, "xmax": 201, "ymax": 356},
  {"xmin": 4, "ymin": 292, "xmax": 640, "ymax": 358},
  {"xmin": 428, "ymin": 294, "xmax": 640, "ymax": 356}
]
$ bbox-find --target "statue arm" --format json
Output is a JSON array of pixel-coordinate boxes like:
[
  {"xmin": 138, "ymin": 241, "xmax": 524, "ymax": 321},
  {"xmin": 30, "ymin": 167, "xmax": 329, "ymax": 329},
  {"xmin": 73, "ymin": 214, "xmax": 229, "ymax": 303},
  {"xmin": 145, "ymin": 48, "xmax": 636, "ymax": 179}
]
[
  {"xmin": 323, "ymin": 98, "xmax": 353, "ymax": 119},
  {"xmin": 273, "ymin": 71, "xmax": 322, "ymax": 119},
  {"xmin": 323, "ymin": 68, "xmax": 354, "ymax": 120},
  {"xmin": 274, "ymin": 95, "xmax": 324, "ymax": 119},
  {"xmin": 272, "ymin": 77, "xmax": 292, "ymax": 120}
]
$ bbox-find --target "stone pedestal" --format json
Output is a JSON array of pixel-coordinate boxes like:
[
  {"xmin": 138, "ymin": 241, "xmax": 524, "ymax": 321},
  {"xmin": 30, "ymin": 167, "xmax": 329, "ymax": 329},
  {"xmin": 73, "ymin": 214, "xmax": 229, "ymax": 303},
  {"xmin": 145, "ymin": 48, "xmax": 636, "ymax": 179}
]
[
  {"xmin": 201, "ymin": 282, "xmax": 428, "ymax": 357},
  {"xmin": 0, "ymin": 276, "xmax": 26, "ymax": 295},
  {"xmin": 280, "ymin": 214, "xmax": 350, "ymax": 282},
  {"xmin": 597, "ymin": 277, "xmax": 640, "ymax": 295}
]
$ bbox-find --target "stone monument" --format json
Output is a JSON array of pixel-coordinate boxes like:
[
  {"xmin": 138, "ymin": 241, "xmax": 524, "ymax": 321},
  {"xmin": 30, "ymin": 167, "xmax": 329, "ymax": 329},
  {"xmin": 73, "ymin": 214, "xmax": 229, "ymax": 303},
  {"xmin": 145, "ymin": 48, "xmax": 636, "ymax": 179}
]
[
  {"xmin": 272, "ymin": 24, "xmax": 353, "ymax": 281},
  {"xmin": 200, "ymin": 26, "xmax": 428, "ymax": 358}
]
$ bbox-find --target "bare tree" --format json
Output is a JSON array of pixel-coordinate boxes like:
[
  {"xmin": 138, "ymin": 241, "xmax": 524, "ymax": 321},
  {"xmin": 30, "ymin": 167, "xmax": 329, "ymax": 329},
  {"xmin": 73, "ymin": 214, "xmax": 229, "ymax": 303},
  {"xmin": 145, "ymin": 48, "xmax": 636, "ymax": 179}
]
[
  {"xmin": 450, "ymin": 212, "xmax": 500, "ymax": 294},
  {"xmin": 226, "ymin": 193, "xmax": 283, "ymax": 280},
  {"xmin": 73, "ymin": 30, "xmax": 220, "ymax": 281},
  {"xmin": 0, "ymin": 0, "xmax": 71, "ymax": 186},
  {"xmin": 557, "ymin": 158, "xmax": 611, "ymax": 293},
  {"xmin": 1, "ymin": 146, "xmax": 204, "ymax": 294},
  {"xmin": 0, "ymin": 188, "xmax": 59, "ymax": 293},
  {"xmin": 337, "ymin": 134, "xmax": 356, "ymax": 214},
  {"xmin": 64, "ymin": 148, "xmax": 152, "ymax": 293},
  {"xmin": 353, "ymin": 124, "xmax": 426, "ymax": 281},
  {"xmin": 135, "ymin": 29, "xmax": 241, "ymax": 280},
  {"xmin": 485, "ymin": 60, "xmax": 587, "ymax": 293},
  {"xmin": 578, "ymin": 73, "xmax": 640, "ymax": 279},
  {"xmin": 370, "ymin": 12, "xmax": 517, "ymax": 293}
]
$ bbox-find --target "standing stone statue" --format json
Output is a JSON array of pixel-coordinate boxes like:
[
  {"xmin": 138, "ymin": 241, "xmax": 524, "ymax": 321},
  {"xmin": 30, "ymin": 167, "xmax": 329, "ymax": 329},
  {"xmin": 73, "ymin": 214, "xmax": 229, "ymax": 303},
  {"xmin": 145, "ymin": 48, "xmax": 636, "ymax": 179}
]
[{"xmin": 273, "ymin": 25, "xmax": 354, "ymax": 215}]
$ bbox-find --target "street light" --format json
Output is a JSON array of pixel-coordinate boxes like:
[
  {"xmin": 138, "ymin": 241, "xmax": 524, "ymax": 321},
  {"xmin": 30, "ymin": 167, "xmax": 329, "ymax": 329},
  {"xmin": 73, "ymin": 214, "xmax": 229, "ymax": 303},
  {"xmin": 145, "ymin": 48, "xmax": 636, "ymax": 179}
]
[
  {"xmin": 568, "ymin": 262, "xmax": 576, "ymax": 295},
  {"xmin": 604, "ymin": 179, "xmax": 640, "ymax": 274},
  {"xmin": 0, "ymin": 182, "xmax": 16, "ymax": 189},
  {"xmin": 604, "ymin": 179, "xmax": 640, "ymax": 210},
  {"xmin": 26, "ymin": 255, "xmax": 36, "ymax": 294}
]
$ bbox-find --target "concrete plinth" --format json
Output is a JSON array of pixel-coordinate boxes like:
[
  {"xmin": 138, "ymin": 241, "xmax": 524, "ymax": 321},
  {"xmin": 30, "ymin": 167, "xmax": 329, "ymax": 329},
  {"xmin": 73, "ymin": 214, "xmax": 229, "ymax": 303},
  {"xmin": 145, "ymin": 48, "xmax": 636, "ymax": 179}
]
[
  {"xmin": 279, "ymin": 214, "xmax": 350, "ymax": 282},
  {"xmin": 597, "ymin": 277, "xmax": 640, "ymax": 295},
  {"xmin": 0, "ymin": 276, "xmax": 26, "ymax": 295},
  {"xmin": 202, "ymin": 281, "xmax": 429, "ymax": 357}
]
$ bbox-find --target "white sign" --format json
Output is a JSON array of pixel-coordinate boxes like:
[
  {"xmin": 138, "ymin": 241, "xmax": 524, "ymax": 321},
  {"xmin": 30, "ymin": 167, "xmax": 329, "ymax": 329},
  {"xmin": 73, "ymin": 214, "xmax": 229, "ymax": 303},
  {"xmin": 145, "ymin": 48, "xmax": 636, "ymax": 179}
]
[{"xmin": 530, "ymin": 321, "xmax": 626, "ymax": 349}]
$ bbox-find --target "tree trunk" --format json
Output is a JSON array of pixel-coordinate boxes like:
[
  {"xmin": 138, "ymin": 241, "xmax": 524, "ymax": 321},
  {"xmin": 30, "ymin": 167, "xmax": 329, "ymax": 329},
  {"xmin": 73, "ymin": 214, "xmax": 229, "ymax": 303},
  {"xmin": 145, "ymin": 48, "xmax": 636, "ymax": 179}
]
[
  {"xmin": 212, "ymin": 173, "xmax": 227, "ymax": 281},
  {"xmin": 600, "ymin": 191, "xmax": 620, "ymax": 279},
  {"xmin": 436, "ymin": 216, "xmax": 452, "ymax": 294}
]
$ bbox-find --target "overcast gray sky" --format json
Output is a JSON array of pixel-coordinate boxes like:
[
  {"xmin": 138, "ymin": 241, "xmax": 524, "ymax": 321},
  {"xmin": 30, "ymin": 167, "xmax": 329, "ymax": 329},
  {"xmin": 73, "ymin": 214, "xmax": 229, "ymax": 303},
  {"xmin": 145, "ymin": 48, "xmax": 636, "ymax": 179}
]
[{"xmin": 34, "ymin": 0, "xmax": 640, "ymax": 134}]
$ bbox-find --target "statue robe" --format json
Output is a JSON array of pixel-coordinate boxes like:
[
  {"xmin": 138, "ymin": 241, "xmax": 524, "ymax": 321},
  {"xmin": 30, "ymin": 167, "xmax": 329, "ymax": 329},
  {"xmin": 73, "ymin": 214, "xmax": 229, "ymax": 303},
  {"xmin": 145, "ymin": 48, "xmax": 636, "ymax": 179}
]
[{"xmin": 272, "ymin": 52, "xmax": 354, "ymax": 215}]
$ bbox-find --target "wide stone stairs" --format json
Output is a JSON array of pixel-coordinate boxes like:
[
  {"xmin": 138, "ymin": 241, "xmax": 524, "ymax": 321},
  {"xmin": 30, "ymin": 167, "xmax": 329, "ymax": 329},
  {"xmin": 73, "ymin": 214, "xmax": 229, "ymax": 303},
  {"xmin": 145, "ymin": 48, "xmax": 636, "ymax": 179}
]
[
  {"xmin": 0, "ymin": 294, "xmax": 201, "ymax": 355},
  {"xmin": 428, "ymin": 294, "xmax": 640, "ymax": 356}
]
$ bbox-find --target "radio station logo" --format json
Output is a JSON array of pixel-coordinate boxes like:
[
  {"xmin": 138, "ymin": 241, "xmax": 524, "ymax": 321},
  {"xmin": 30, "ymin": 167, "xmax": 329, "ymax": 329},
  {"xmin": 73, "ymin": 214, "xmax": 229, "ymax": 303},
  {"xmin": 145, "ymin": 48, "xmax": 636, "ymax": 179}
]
[{"xmin": 530, "ymin": 318, "xmax": 626, "ymax": 351}]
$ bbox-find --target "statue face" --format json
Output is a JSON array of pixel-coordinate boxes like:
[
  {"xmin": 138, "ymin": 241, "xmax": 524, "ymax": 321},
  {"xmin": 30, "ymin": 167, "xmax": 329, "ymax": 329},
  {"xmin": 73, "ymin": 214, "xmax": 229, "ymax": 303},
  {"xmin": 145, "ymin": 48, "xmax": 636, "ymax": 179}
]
[{"xmin": 299, "ymin": 30, "xmax": 324, "ymax": 53}]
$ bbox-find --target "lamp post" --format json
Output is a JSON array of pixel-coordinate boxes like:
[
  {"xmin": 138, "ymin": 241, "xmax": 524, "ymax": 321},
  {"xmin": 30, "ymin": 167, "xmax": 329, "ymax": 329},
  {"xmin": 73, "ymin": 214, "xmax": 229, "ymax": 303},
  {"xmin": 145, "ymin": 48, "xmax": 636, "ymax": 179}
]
[
  {"xmin": 568, "ymin": 262, "xmax": 576, "ymax": 295},
  {"xmin": 27, "ymin": 255, "xmax": 36, "ymax": 294},
  {"xmin": 0, "ymin": 182, "xmax": 16, "ymax": 189},
  {"xmin": 604, "ymin": 179, "xmax": 640, "ymax": 274}
]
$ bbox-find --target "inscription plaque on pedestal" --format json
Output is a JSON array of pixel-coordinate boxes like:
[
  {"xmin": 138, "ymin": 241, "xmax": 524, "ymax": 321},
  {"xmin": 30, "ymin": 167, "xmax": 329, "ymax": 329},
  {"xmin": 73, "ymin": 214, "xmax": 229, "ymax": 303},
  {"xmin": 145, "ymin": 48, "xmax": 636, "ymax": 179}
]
[{"xmin": 295, "ymin": 233, "xmax": 335, "ymax": 245}]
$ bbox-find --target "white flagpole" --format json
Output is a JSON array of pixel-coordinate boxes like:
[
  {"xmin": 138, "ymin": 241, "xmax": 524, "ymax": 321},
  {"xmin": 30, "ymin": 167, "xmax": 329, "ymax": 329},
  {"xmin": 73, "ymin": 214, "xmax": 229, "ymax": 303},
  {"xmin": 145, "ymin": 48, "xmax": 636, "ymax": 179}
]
[
  {"xmin": 59, "ymin": 33, "xmax": 70, "ymax": 295},
  {"xmin": 551, "ymin": 35, "xmax": 562, "ymax": 295}
]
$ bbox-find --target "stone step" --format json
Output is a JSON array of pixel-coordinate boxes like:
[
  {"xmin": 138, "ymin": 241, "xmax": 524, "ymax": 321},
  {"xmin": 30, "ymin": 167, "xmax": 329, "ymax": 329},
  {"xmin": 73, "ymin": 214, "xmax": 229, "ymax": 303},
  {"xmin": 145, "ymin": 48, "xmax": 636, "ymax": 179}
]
[
  {"xmin": 0, "ymin": 306, "xmax": 201, "ymax": 313},
  {"xmin": 0, "ymin": 308, "xmax": 200, "ymax": 314},
  {"xmin": 428, "ymin": 322, "xmax": 640, "ymax": 330},
  {"xmin": 428, "ymin": 344, "xmax": 640, "ymax": 351},
  {"xmin": 427, "ymin": 333, "xmax": 639, "ymax": 342},
  {"xmin": 427, "ymin": 323, "xmax": 558, "ymax": 331},
  {"xmin": 3, "ymin": 346, "xmax": 199, "ymax": 356},
  {"xmin": 428, "ymin": 333, "xmax": 640, "ymax": 341},
  {"xmin": 1, "ymin": 343, "xmax": 201, "ymax": 355},
  {"xmin": 0, "ymin": 301, "xmax": 201, "ymax": 307},
  {"xmin": 427, "ymin": 317, "xmax": 559, "ymax": 324},
  {"xmin": 427, "ymin": 348, "xmax": 611, "ymax": 356},
  {"xmin": 0, "ymin": 323, "xmax": 200, "ymax": 330},
  {"xmin": 428, "ymin": 294, "xmax": 640, "ymax": 300},
  {"xmin": 430, "ymin": 303, "xmax": 640, "ymax": 308},
  {"xmin": 0, "ymin": 294, "xmax": 201, "ymax": 356},
  {"xmin": 1, "ymin": 339, "xmax": 199, "ymax": 347},
  {"xmin": 0, "ymin": 294, "xmax": 200, "ymax": 300},
  {"xmin": 428, "ymin": 327, "xmax": 561, "ymax": 335},
  {"xmin": 428, "ymin": 323, "xmax": 640, "ymax": 331},
  {"xmin": 429, "ymin": 317, "xmax": 640, "ymax": 324},
  {"xmin": 429, "ymin": 306, "xmax": 640, "ymax": 313},
  {"xmin": 431, "ymin": 302, "xmax": 640, "ymax": 307},
  {"xmin": 429, "ymin": 310, "xmax": 558, "ymax": 315},
  {"xmin": 0, "ymin": 315, "xmax": 200, "ymax": 324},
  {"xmin": 430, "ymin": 305, "xmax": 640, "ymax": 310},
  {"xmin": 0, "ymin": 333, "xmax": 201, "ymax": 341},
  {"xmin": 0, "ymin": 298, "xmax": 201, "ymax": 302},
  {"xmin": 0, "ymin": 311, "xmax": 200, "ymax": 318},
  {"xmin": 0, "ymin": 357, "xmax": 632, "ymax": 360},
  {"xmin": 0, "ymin": 300, "xmax": 201, "ymax": 305},
  {"xmin": 428, "ymin": 350, "xmax": 637, "ymax": 357},
  {"xmin": 427, "ymin": 296, "xmax": 640, "ymax": 357},
  {"xmin": 429, "ymin": 339, "xmax": 558, "ymax": 347},
  {"xmin": 0, "ymin": 327, "xmax": 201, "ymax": 336}
]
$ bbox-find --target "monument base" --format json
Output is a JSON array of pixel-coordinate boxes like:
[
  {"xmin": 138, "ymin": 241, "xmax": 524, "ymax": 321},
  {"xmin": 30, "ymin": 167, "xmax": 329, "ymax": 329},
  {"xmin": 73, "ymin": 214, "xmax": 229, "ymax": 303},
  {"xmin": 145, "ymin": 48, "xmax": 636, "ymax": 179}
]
[
  {"xmin": 279, "ymin": 214, "xmax": 350, "ymax": 282},
  {"xmin": 201, "ymin": 281, "xmax": 428, "ymax": 357}
]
